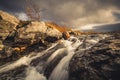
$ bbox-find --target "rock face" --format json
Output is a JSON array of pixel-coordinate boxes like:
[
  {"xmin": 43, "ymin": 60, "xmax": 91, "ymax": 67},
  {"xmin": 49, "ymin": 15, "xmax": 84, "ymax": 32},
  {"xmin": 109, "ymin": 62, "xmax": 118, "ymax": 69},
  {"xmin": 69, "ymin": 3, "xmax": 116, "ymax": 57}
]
[
  {"xmin": 0, "ymin": 20, "xmax": 16, "ymax": 40},
  {"xmin": 0, "ymin": 10, "xmax": 19, "ymax": 26},
  {"xmin": 0, "ymin": 10, "xmax": 63, "ymax": 59},
  {"xmin": 0, "ymin": 10, "xmax": 20, "ymax": 58},
  {"xmin": 0, "ymin": 10, "xmax": 20, "ymax": 40},
  {"xmin": 4, "ymin": 21, "xmax": 62, "ymax": 47},
  {"xmin": 69, "ymin": 33, "xmax": 120, "ymax": 80}
]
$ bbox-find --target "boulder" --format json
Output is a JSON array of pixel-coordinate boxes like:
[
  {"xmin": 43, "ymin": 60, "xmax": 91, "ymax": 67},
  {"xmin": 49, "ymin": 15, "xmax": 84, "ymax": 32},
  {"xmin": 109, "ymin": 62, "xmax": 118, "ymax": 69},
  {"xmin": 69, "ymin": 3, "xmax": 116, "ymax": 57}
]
[
  {"xmin": 69, "ymin": 33, "xmax": 120, "ymax": 80},
  {"xmin": 45, "ymin": 22, "xmax": 71, "ymax": 39},
  {"xmin": 0, "ymin": 10, "xmax": 19, "ymax": 27},
  {"xmin": 4, "ymin": 21, "xmax": 62, "ymax": 48},
  {"xmin": 17, "ymin": 21, "xmax": 62, "ymax": 43},
  {"xmin": 0, "ymin": 11, "xmax": 63, "ymax": 59},
  {"xmin": 0, "ymin": 10, "xmax": 20, "ymax": 54},
  {"xmin": 0, "ymin": 41, "xmax": 4, "ymax": 51},
  {"xmin": 62, "ymin": 31, "xmax": 70, "ymax": 39},
  {"xmin": 0, "ymin": 20, "xmax": 16, "ymax": 40},
  {"xmin": 0, "ymin": 10, "xmax": 64, "ymax": 60}
]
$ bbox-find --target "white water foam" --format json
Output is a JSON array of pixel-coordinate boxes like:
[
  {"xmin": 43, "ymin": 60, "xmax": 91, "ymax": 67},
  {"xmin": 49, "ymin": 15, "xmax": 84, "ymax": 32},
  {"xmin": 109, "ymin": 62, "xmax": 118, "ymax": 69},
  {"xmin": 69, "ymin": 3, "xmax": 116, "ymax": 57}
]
[
  {"xmin": 0, "ymin": 42, "xmax": 58, "ymax": 73},
  {"xmin": 0, "ymin": 35, "xmax": 109, "ymax": 80},
  {"xmin": 49, "ymin": 37, "xmax": 83, "ymax": 80},
  {"xmin": 0, "ymin": 56, "xmax": 30, "ymax": 73},
  {"xmin": 47, "ymin": 48, "xmax": 66, "ymax": 64},
  {"xmin": 25, "ymin": 66, "xmax": 46, "ymax": 80}
]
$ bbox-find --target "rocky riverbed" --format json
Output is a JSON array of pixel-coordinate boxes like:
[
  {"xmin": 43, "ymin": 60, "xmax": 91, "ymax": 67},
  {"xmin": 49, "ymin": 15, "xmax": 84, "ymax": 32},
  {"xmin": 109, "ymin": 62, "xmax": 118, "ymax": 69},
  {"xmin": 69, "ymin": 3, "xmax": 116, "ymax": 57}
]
[{"xmin": 69, "ymin": 32, "xmax": 120, "ymax": 80}]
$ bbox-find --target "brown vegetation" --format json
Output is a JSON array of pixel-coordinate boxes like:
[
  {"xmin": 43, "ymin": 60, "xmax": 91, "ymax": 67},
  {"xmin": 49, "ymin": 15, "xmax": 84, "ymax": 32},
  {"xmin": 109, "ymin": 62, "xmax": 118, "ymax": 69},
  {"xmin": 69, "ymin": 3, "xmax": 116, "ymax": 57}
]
[
  {"xmin": 45, "ymin": 22, "xmax": 71, "ymax": 32},
  {"xmin": 25, "ymin": 0, "xmax": 41, "ymax": 21},
  {"xmin": 45, "ymin": 22, "xmax": 71, "ymax": 39}
]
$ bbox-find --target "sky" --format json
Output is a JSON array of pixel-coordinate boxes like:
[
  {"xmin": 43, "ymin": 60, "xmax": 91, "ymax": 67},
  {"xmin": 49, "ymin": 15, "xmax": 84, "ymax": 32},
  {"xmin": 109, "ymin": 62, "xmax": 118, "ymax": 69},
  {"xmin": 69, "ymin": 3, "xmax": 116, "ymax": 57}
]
[{"xmin": 0, "ymin": 0, "xmax": 120, "ymax": 28}]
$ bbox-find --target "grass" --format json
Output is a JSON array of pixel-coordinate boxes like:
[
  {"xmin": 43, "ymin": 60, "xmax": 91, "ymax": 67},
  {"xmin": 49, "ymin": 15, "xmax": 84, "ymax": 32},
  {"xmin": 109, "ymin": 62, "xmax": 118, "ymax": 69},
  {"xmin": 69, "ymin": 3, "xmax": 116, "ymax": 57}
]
[{"xmin": 45, "ymin": 22, "xmax": 71, "ymax": 32}]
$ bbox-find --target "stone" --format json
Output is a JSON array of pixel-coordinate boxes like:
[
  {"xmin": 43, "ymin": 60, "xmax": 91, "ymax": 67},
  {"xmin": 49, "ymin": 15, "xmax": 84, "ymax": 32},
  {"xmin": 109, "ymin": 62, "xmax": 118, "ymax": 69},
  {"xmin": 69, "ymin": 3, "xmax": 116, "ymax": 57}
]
[
  {"xmin": 0, "ymin": 10, "xmax": 64, "ymax": 61},
  {"xmin": 0, "ymin": 10, "xmax": 20, "ymax": 41},
  {"xmin": 45, "ymin": 22, "xmax": 72, "ymax": 39},
  {"xmin": 0, "ymin": 20, "xmax": 16, "ymax": 40},
  {"xmin": 62, "ymin": 31, "xmax": 70, "ymax": 39},
  {"xmin": 69, "ymin": 32, "xmax": 120, "ymax": 80},
  {"xmin": 0, "ymin": 41, "xmax": 4, "ymax": 51},
  {"xmin": 0, "ymin": 10, "xmax": 19, "ymax": 27},
  {"xmin": 17, "ymin": 21, "xmax": 62, "ymax": 43},
  {"xmin": 4, "ymin": 21, "xmax": 62, "ymax": 48},
  {"xmin": 0, "ymin": 10, "xmax": 20, "ymax": 55}
]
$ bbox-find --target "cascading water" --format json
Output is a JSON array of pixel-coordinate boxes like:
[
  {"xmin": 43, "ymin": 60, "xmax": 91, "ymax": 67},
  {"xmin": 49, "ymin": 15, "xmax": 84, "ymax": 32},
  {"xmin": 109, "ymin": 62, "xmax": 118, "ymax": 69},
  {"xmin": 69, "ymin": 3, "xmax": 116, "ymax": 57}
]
[
  {"xmin": 25, "ymin": 66, "xmax": 46, "ymax": 80},
  {"xmin": 0, "ymin": 35, "xmax": 109, "ymax": 80},
  {"xmin": 48, "ymin": 37, "xmax": 83, "ymax": 80}
]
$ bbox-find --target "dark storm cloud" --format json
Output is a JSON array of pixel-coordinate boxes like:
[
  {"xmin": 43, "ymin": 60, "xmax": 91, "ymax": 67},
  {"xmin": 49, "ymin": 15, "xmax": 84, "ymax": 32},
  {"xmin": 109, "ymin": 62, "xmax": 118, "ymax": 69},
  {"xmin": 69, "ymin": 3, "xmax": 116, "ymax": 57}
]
[
  {"xmin": 0, "ymin": 0, "xmax": 26, "ymax": 12},
  {"xmin": 97, "ymin": 0, "xmax": 120, "ymax": 7},
  {"xmin": 0, "ymin": 0, "xmax": 120, "ymax": 27}
]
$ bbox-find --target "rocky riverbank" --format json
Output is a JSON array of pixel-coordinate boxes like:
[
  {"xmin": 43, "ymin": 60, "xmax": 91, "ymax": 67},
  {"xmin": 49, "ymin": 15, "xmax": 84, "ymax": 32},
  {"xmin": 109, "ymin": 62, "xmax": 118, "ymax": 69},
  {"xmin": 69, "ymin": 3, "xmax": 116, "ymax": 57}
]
[
  {"xmin": 0, "ymin": 10, "xmax": 71, "ymax": 65},
  {"xmin": 69, "ymin": 32, "xmax": 120, "ymax": 80}
]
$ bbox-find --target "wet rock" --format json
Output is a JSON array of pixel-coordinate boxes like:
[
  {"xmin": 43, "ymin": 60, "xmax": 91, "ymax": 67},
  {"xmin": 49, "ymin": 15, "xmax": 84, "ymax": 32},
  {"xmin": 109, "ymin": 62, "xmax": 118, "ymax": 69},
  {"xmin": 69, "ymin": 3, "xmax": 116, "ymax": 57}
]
[
  {"xmin": 0, "ymin": 46, "xmax": 14, "ymax": 59},
  {"xmin": 69, "ymin": 32, "xmax": 120, "ymax": 80},
  {"xmin": 0, "ymin": 65, "xmax": 27, "ymax": 80},
  {"xmin": 62, "ymin": 31, "xmax": 70, "ymax": 40}
]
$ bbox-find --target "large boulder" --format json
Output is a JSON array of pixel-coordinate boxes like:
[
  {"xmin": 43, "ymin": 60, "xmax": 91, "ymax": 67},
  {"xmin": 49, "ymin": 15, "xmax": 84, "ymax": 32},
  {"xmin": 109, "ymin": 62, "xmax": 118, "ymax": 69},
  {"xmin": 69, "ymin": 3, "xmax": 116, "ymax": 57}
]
[
  {"xmin": 0, "ymin": 10, "xmax": 20, "ymax": 55},
  {"xmin": 45, "ymin": 22, "xmax": 71, "ymax": 39},
  {"xmin": 0, "ymin": 10, "xmax": 19, "ymax": 26},
  {"xmin": 0, "ymin": 10, "xmax": 62, "ymax": 59},
  {"xmin": 0, "ymin": 20, "xmax": 16, "ymax": 40},
  {"xmin": 69, "ymin": 33, "xmax": 120, "ymax": 80},
  {"xmin": 0, "ymin": 10, "xmax": 19, "ymax": 41},
  {"xmin": 4, "ymin": 21, "xmax": 63, "ymax": 48},
  {"xmin": 0, "ymin": 10, "xmax": 20, "ymax": 45},
  {"xmin": 17, "ymin": 21, "xmax": 62, "ymax": 43},
  {"xmin": 0, "ymin": 10, "xmax": 63, "ymax": 59}
]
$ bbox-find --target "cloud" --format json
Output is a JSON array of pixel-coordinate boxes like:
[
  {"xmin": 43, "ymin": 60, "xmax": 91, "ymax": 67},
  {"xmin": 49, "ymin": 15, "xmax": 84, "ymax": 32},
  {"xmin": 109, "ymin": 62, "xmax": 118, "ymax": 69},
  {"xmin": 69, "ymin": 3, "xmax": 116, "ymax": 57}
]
[
  {"xmin": 0, "ymin": 0, "xmax": 120, "ymax": 27},
  {"xmin": 69, "ymin": 8, "xmax": 117, "ymax": 27},
  {"xmin": 15, "ymin": 12, "xmax": 28, "ymax": 21},
  {"xmin": 0, "ymin": 0, "xmax": 26, "ymax": 12}
]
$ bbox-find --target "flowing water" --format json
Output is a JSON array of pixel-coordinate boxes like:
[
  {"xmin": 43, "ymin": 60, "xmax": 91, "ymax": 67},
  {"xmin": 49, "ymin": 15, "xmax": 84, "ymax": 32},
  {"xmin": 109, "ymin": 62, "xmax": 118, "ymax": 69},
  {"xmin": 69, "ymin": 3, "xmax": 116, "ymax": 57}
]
[{"xmin": 0, "ymin": 34, "xmax": 109, "ymax": 80}]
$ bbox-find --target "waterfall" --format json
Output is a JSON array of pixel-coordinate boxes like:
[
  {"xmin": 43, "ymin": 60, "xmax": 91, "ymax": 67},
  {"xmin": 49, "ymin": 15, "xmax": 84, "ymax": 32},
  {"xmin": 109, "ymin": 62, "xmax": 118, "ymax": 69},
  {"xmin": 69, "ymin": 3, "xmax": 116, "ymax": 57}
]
[
  {"xmin": 0, "ymin": 35, "xmax": 108, "ymax": 80},
  {"xmin": 25, "ymin": 66, "xmax": 46, "ymax": 80},
  {"xmin": 48, "ymin": 37, "xmax": 83, "ymax": 80},
  {"xmin": 0, "ymin": 42, "xmax": 58, "ymax": 74}
]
